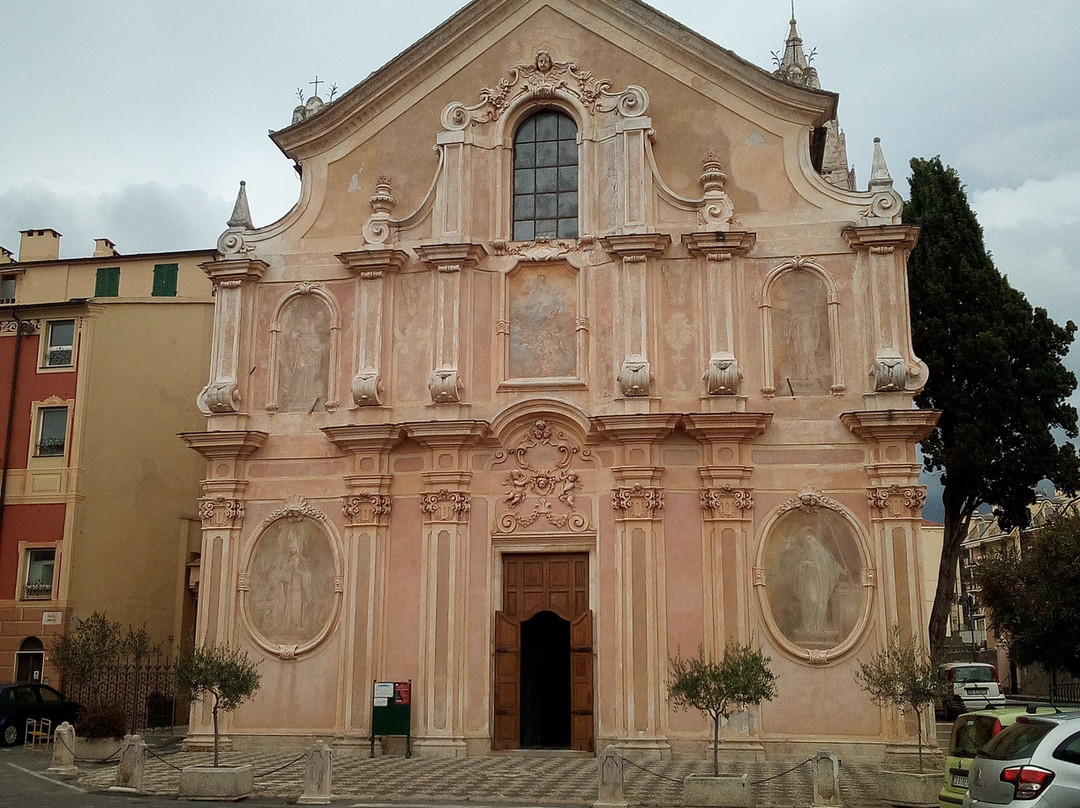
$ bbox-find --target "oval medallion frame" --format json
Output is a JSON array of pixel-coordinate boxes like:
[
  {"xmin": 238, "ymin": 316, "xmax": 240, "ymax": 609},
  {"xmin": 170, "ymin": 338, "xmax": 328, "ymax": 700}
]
[
  {"xmin": 238, "ymin": 496, "xmax": 344, "ymax": 660},
  {"xmin": 754, "ymin": 490, "xmax": 875, "ymax": 666}
]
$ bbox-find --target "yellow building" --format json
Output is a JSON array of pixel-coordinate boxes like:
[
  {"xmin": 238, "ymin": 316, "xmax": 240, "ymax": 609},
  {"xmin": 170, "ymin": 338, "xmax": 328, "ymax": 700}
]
[{"xmin": 0, "ymin": 229, "xmax": 215, "ymax": 684}]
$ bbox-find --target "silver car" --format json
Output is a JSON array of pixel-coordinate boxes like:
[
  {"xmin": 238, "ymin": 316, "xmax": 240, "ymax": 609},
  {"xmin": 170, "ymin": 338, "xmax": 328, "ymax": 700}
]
[{"xmin": 964, "ymin": 711, "xmax": 1080, "ymax": 806}]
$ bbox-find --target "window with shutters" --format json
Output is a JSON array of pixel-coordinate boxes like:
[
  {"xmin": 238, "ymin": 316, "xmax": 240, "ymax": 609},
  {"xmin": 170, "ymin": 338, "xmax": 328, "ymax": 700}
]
[
  {"xmin": 152, "ymin": 263, "xmax": 178, "ymax": 297},
  {"xmin": 95, "ymin": 267, "xmax": 120, "ymax": 297}
]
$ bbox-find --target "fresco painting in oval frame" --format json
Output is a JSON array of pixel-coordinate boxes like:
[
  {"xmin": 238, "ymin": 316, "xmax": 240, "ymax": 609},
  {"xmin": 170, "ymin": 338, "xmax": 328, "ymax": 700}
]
[
  {"xmin": 245, "ymin": 514, "xmax": 338, "ymax": 653},
  {"xmin": 761, "ymin": 506, "xmax": 866, "ymax": 656}
]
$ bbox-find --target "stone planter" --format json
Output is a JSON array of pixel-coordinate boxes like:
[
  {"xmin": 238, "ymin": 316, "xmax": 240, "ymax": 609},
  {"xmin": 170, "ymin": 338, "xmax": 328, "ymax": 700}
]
[
  {"xmin": 179, "ymin": 764, "xmax": 254, "ymax": 802},
  {"xmin": 683, "ymin": 774, "xmax": 750, "ymax": 807},
  {"xmin": 877, "ymin": 769, "xmax": 941, "ymax": 808}
]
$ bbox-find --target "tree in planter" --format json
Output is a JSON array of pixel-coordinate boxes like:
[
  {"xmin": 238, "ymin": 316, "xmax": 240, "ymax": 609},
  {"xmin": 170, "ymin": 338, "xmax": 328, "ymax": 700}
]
[
  {"xmin": 172, "ymin": 645, "xmax": 261, "ymax": 766},
  {"xmin": 668, "ymin": 643, "xmax": 778, "ymax": 777},
  {"xmin": 855, "ymin": 627, "xmax": 947, "ymax": 772}
]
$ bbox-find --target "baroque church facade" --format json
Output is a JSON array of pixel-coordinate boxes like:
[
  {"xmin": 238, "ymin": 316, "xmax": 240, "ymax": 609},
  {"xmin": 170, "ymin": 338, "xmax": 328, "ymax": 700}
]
[{"xmin": 183, "ymin": 0, "xmax": 937, "ymax": 760}]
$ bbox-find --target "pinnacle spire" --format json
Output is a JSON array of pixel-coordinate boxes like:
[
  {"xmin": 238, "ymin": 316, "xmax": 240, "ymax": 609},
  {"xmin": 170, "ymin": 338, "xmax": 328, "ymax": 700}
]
[
  {"xmin": 869, "ymin": 138, "xmax": 894, "ymax": 190},
  {"xmin": 773, "ymin": 4, "xmax": 819, "ymax": 89},
  {"xmin": 227, "ymin": 181, "xmax": 254, "ymax": 229}
]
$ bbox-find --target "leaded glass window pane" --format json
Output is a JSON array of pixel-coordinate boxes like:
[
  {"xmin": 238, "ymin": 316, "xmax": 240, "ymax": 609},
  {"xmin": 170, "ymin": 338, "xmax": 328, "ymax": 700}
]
[{"xmin": 512, "ymin": 110, "xmax": 578, "ymax": 240}]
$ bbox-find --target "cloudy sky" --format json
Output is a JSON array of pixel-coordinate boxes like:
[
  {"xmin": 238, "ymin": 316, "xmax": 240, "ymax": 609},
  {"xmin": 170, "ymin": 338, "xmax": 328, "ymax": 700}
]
[{"xmin": 2, "ymin": 1, "xmax": 1078, "ymax": 513}]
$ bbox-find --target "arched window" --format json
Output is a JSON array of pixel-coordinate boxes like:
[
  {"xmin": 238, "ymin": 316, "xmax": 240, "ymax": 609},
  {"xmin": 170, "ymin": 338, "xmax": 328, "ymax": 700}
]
[{"xmin": 513, "ymin": 110, "xmax": 578, "ymax": 240}]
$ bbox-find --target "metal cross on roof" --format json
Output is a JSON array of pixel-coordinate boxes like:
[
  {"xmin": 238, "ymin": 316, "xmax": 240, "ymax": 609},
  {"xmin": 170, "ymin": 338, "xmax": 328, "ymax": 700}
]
[{"xmin": 309, "ymin": 75, "xmax": 323, "ymax": 98}]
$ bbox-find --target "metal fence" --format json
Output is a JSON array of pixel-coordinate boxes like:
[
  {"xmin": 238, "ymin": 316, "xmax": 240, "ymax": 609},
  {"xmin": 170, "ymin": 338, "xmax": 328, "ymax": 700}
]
[{"xmin": 65, "ymin": 657, "xmax": 181, "ymax": 732}]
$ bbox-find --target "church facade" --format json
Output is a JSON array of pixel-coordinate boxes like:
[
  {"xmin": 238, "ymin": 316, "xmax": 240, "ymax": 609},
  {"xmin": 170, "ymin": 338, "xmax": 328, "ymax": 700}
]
[{"xmin": 183, "ymin": 0, "xmax": 937, "ymax": 760}]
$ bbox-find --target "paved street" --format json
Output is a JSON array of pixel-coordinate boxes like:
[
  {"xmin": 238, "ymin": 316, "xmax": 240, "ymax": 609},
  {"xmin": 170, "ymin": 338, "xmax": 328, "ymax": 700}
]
[{"xmin": 0, "ymin": 726, "xmax": 954, "ymax": 807}]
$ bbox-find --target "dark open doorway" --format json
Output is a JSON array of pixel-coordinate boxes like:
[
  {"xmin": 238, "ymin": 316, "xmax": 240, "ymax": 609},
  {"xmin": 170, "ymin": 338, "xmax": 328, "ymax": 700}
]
[{"xmin": 520, "ymin": 610, "xmax": 570, "ymax": 748}]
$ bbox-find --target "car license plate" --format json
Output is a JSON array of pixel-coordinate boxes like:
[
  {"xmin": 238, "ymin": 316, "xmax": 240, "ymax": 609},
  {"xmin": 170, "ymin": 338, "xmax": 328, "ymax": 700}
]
[
  {"xmin": 952, "ymin": 774, "xmax": 968, "ymax": 789},
  {"xmin": 966, "ymin": 687, "xmax": 988, "ymax": 695}
]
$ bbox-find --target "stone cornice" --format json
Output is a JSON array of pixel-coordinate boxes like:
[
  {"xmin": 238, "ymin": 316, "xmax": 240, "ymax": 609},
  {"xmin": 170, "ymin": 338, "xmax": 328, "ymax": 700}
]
[
  {"xmin": 840, "ymin": 410, "xmax": 940, "ymax": 443},
  {"xmin": 599, "ymin": 233, "xmax": 671, "ymax": 259},
  {"xmin": 322, "ymin": 424, "xmax": 404, "ymax": 454},
  {"xmin": 682, "ymin": 412, "xmax": 772, "ymax": 444},
  {"xmin": 336, "ymin": 249, "xmax": 409, "ymax": 278},
  {"xmin": 403, "ymin": 420, "xmax": 489, "ymax": 448},
  {"xmin": 841, "ymin": 224, "xmax": 919, "ymax": 253},
  {"xmin": 413, "ymin": 243, "xmax": 486, "ymax": 270},
  {"xmin": 592, "ymin": 413, "xmax": 679, "ymax": 443},
  {"xmin": 179, "ymin": 430, "xmax": 268, "ymax": 460},
  {"xmin": 681, "ymin": 231, "xmax": 757, "ymax": 257},
  {"xmin": 199, "ymin": 258, "xmax": 268, "ymax": 284}
]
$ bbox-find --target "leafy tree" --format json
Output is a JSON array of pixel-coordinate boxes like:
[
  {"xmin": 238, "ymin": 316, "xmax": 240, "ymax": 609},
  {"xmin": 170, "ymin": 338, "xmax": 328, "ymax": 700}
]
[
  {"xmin": 668, "ymin": 643, "xmax": 778, "ymax": 776},
  {"xmin": 855, "ymin": 627, "xmax": 947, "ymax": 771},
  {"xmin": 904, "ymin": 156, "xmax": 1080, "ymax": 658},
  {"xmin": 172, "ymin": 645, "xmax": 261, "ymax": 766},
  {"xmin": 973, "ymin": 513, "xmax": 1080, "ymax": 701}
]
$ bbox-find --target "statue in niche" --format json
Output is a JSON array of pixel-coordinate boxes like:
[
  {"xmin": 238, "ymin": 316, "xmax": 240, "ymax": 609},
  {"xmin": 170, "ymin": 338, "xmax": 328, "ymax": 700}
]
[
  {"xmin": 762, "ymin": 508, "xmax": 863, "ymax": 650},
  {"xmin": 247, "ymin": 517, "xmax": 335, "ymax": 646},
  {"xmin": 277, "ymin": 294, "xmax": 331, "ymax": 411},
  {"xmin": 509, "ymin": 266, "xmax": 576, "ymax": 378},
  {"xmin": 771, "ymin": 269, "xmax": 832, "ymax": 395}
]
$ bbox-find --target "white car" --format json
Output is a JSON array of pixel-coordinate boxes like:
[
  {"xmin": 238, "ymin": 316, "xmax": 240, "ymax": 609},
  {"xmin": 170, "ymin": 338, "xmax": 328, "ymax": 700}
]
[{"xmin": 940, "ymin": 663, "xmax": 1006, "ymax": 719}]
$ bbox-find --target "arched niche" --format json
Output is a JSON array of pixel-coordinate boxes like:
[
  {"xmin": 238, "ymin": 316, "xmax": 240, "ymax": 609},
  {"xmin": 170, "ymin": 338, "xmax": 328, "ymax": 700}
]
[{"xmin": 266, "ymin": 282, "xmax": 342, "ymax": 413}]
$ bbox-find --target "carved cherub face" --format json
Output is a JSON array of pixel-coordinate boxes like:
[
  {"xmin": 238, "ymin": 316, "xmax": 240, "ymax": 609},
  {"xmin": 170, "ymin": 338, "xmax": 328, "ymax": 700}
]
[{"xmin": 535, "ymin": 51, "xmax": 553, "ymax": 72}]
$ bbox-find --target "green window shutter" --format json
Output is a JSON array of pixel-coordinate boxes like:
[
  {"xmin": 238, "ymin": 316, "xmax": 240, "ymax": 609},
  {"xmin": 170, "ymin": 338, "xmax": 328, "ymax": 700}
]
[
  {"xmin": 152, "ymin": 263, "xmax": 178, "ymax": 297},
  {"xmin": 95, "ymin": 267, "xmax": 120, "ymax": 297}
]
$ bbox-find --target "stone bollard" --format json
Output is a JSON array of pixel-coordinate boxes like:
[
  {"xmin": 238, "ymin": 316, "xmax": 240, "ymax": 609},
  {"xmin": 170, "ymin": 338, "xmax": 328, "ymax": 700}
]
[
  {"xmin": 110, "ymin": 734, "xmax": 148, "ymax": 792},
  {"xmin": 812, "ymin": 749, "xmax": 841, "ymax": 807},
  {"xmin": 48, "ymin": 721, "xmax": 79, "ymax": 778},
  {"xmin": 594, "ymin": 745, "xmax": 628, "ymax": 808},
  {"xmin": 298, "ymin": 739, "xmax": 334, "ymax": 805}
]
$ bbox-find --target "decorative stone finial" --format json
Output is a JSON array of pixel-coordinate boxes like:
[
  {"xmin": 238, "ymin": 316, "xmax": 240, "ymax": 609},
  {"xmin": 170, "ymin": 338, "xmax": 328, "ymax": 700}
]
[
  {"xmin": 698, "ymin": 149, "xmax": 734, "ymax": 230},
  {"xmin": 227, "ymin": 181, "xmax": 254, "ymax": 230},
  {"xmin": 370, "ymin": 177, "xmax": 396, "ymax": 215},
  {"xmin": 363, "ymin": 176, "xmax": 397, "ymax": 245},
  {"xmin": 700, "ymin": 150, "xmax": 727, "ymax": 193},
  {"xmin": 868, "ymin": 137, "xmax": 893, "ymax": 190}
]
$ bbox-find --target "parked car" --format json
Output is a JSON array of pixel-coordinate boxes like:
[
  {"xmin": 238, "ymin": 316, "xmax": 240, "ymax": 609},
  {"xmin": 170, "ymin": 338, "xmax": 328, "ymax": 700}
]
[
  {"xmin": 939, "ymin": 663, "xmax": 1006, "ymax": 719},
  {"xmin": 0, "ymin": 682, "xmax": 82, "ymax": 746},
  {"xmin": 964, "ymin": 711, "xmax": 1080, "ymax": 806},
  {"xmin": 940, "ymin": 705, "xmax": 1060, "ymax": 807}
]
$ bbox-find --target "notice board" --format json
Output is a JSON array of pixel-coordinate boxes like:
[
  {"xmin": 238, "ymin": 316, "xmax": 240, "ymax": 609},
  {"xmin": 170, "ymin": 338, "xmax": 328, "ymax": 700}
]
[{"xmin": 370, "ymin": 680, "xmax": 412, "ymax": 757}]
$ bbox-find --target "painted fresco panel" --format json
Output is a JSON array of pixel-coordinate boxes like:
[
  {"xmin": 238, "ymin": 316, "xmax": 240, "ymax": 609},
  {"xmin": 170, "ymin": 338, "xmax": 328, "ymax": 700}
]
[
  {"xmin": 277, "ymin": 295, "xmax": 331, "ymax": 411},
  {"xmin": 771, "ymin": 269, "xmax": 831, "ymax": 395},
  {"xmin": 508, "ymin": 264, "xmax": 577, "ymax": 378}
]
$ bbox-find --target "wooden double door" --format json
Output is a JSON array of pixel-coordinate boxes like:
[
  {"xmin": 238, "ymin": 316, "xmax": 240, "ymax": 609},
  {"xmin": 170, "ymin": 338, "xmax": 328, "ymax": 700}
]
[{"xmin": 494, "ymin": 552, "xmax": 594, "ymax": 752}]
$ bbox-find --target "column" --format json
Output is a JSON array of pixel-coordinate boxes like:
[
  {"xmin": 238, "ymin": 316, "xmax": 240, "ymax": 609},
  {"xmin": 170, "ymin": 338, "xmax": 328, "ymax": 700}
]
[
  {"xmin": 593, "ymin": 414, "xmax": 678, "ymax": 758},
  {"xmin": 681, "ymin": 231, "xmax": 756, "ymax": 400},
  {"xmin": 682, "ymin": 414, "xmax": 771, "ymax": 650},
  {"xmin": 599, "ymin": 234, "xmax": 671, "ymax": 402},
  {"xmin": 402, "ymin": 420, "xmax": 488, "ymax": 757},
  {"xmin": 178, "ymin": 429, "xmax": 268, "ymax": 750},
  {"xmin": 196, "ymin": 258, "xmax": 267, "ymax": 418},
  {"xmin": 337, "ymin": 249, "xmax": 407, "ymax": 406},
  {"xmin": 322, "ymin": 425, "xmax": 402, "ymax": 741},
  {"xmin": 414, "ymin": 244, "xmax": 485, "ymax": 408}
]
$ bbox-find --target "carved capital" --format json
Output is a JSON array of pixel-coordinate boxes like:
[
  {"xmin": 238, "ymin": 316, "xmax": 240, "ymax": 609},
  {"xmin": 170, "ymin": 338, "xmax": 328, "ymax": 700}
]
[
  {"xmin": 700, "ymin": 487, "xmax": 753, "ymax": 519},
  {"xmin": 421, "ymin": 490, "xmax": 471, "ymax": 523},
  {"xmin": 704, "ymin": 353, "xmax": 741, "ymax": 396},
  {"xmin": 618, "ymin": 354, "xmax": 651, "ymax": 397},
  {"xmin": 428, "ymin": 365, "xmax": 463, "ymax": 404},
  {"xmin": 199, "ymin": 496, "xmax": 246, "ymax": 529},
  {"xmin": 352, "ymin": 367, "xmax": 383, "ymax": 406},
  {"xmin": 871, "ymin": 354, "xmax": 909, "ymax": 392},
  {"xmin": 343, "ymin": 493, "xmax": 393, "ymax": 527},
  {"xmin": 611, "ymin": 483, "xmax": 664, "ymax": 520},
  {"xmin": 199, "ymin": 381, "xmax": 241, "ymax": 413},
  {"xmin": 867, "ymin": 484, "xmax": 927, "ymax": 519}
]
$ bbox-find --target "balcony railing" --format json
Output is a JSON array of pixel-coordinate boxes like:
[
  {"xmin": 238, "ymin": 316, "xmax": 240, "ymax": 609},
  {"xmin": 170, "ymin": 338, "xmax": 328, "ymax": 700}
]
[{"xmin": 22, "ymin": 581, "xmax": 53, "ymax": 600}]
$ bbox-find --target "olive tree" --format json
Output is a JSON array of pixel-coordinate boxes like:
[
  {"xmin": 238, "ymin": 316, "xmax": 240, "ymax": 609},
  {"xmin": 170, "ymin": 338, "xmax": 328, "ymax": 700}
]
[
  {"xmin": 668, "ymin": 643, "xmax": 778, "ymax": 776},
  {"xmin": 855, "ymin": 627, "xmax": 947, "ymax": 771},
  {"xmin": 172, "ymin": 645, "xmax": 261, "ymax": 766}
]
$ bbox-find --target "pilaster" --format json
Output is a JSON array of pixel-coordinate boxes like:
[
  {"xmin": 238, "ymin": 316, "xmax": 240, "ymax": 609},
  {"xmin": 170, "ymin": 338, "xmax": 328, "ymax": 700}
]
[
  {"xmin": 682, "ymin": 231, "xmax": 756, "ymax": 400},
  {"xmin": 323, "ymin": 425, "xmax": 402, "ymax": 738},
  {"xmin": 402, "ymin": 420, "xmax": 488, "ymax": 756},
  {"xmin": 593, "ymin": 414, "xmax": 677, "ymax": 757},
  {"xmin": 599, "ymin": 234, "xmax": 671, "ymax": 403},
  {"xmin": 179, "ymin": 429, "xmax": 267, "ymax": 750},
  {"xmin": 415, "ymin": 244, "xmax": 486, "ymax": 406},
  {"xmin": 683, "ymin": 413, "xmax": 771, "ymax": 651},
  {"xmin": 841, "ymin": 409, "xmax": 940, "ymax": 637},
  {"xmin": 337, "ymin": 249, "xmax": 408, "ymax": 406},
  {"xmin": 196, "ymin": 258, "xmax": 267, "ymax": 416}
]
